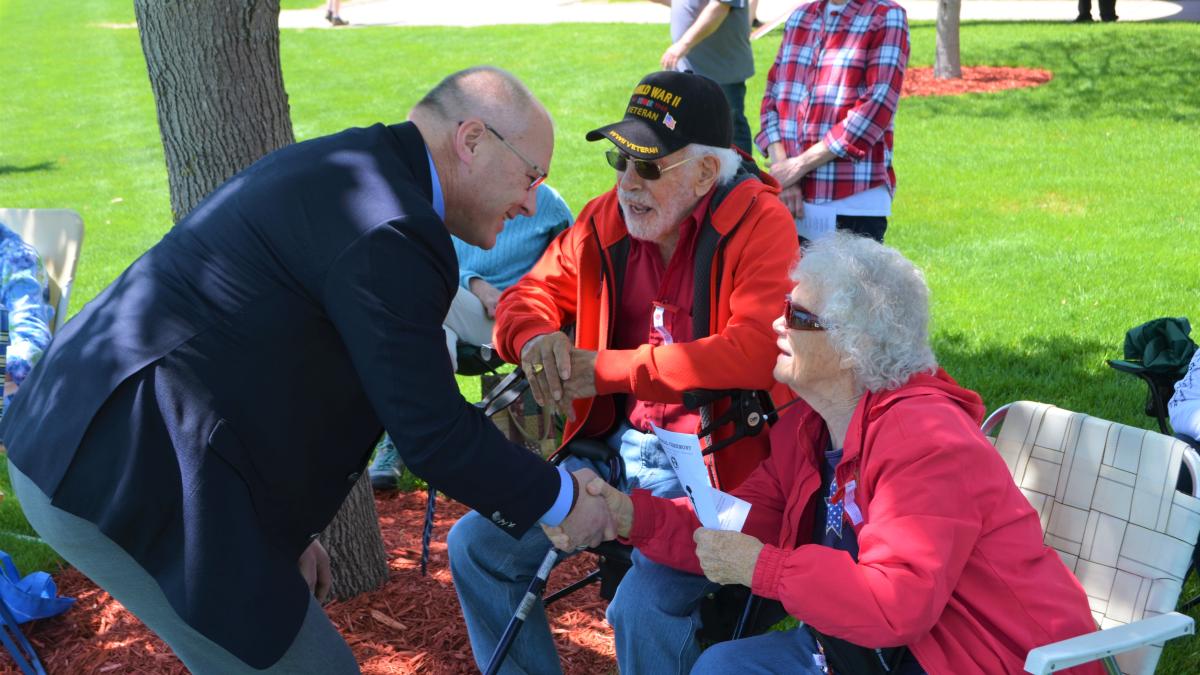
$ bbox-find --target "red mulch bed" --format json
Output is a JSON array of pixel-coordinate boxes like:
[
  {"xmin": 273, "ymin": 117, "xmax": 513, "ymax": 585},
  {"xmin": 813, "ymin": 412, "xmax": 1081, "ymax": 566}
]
[
  {"xmin": 14, "ymin": 493, "xmax": 615, "ymax": 674},
  {"xmin": 902, "ymin": 66, "xmax": 1053, "ymax": 97}
]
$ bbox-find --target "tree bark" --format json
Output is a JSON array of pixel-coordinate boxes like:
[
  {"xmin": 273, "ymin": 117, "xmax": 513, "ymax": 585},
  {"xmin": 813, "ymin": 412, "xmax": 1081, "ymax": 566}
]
[
  {"xmin": 135, "ymin": 0, "xmax": 390, "ymax": 600},
  {"xmin": 134, "ymin": 0, "xmax": 295, "ymax": 220},
  {"xmin": 934, "ymin": 0, "xmax": 963, "ymax": 80},
  {"xmin": 320, "ymin": 473, "xmax": 390, "ymax": 599}
]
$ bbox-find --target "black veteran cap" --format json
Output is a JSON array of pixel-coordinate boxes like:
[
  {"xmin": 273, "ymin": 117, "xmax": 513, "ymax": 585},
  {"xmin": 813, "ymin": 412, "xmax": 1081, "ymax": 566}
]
[{"xmin": 586, "ymin": 71, "xmax": 733, "ymax": 159}]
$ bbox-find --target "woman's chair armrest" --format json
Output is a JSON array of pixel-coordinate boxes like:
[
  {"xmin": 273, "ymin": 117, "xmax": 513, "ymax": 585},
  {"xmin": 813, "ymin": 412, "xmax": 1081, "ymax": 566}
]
[{"xmin": 1024, "ymin": 612, "xmax": 1194, "ymax": 674}]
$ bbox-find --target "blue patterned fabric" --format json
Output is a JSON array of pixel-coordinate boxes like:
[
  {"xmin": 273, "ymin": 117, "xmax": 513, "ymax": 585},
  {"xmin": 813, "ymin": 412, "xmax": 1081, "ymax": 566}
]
[{"xmin": 0, "ymin": 223, "xmax": 53, "ymax": 417}]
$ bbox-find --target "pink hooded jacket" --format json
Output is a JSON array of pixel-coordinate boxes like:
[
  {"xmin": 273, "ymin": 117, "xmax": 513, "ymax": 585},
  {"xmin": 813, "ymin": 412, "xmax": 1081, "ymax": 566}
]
[{"xmin": 628, "ymin": 370, "xmax": 1102, "ymax": 674}]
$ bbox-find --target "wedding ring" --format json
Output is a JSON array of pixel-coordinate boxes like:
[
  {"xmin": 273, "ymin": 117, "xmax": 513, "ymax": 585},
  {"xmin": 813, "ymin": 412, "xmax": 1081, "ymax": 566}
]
[{"xmin": 531, "ymin": 363, "xmax": 545, "ymax": 374}]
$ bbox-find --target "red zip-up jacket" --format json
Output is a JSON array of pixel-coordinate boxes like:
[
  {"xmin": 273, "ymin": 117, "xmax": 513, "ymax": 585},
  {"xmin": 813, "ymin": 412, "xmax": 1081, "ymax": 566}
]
[
  {"xmin": 493, "ymin": 170, "xmax": 799, "ymax": 489},
  {"xmin": 628, "ymin": 371, "xmax": 1103, "ymax": 673}
]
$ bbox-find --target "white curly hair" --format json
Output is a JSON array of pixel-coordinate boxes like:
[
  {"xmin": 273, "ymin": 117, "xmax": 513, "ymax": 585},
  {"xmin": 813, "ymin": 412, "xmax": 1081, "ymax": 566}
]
[{"xmin": 792, "ymin": 232, "xmax": 938, "ymax": 392}]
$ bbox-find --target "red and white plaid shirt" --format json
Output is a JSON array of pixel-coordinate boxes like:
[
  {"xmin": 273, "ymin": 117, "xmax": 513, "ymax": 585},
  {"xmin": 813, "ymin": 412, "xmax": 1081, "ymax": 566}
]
[{"xmin": 756, "ymin": 0, "xmax": 909, "ymax": 203}]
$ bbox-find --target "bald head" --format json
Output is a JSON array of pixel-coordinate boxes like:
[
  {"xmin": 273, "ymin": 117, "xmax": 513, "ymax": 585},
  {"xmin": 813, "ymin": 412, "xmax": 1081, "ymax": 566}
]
[
  {"xmin": 412, "ymin": 66, "xmax": 550, "ymax": 138},
  {"xmin": 411, "ymin": 66, "xmax": 555, "ymax": 250}
]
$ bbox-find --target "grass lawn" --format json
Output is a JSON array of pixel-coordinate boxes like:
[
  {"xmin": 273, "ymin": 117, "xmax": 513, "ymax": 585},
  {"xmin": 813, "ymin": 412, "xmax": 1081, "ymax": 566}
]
[{"xmin": 1, "ymin": 0, "xmax": 1199, "ymax": 668}]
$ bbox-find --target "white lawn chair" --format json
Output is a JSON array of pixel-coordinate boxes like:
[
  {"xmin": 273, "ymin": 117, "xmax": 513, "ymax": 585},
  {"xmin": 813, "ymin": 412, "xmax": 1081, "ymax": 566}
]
[
  {"xmin": 0, "ymin": 208, "xmax": 85, "ymax": 333},
  {"xmin": 982, "ymin": 401, "xmax": 1199, "ymax": 674}
]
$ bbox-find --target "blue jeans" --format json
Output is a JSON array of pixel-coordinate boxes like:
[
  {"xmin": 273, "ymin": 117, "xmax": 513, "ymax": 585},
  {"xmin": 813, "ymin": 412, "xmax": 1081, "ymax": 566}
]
[
  {"xmin": 692, "ymin": 625, "xmax": 826, "ymax": 674},
  {"xmin": 720, "ymin": 81, "xmax": 753, "ymax": 157},
  {"xmin": 447, "ymin": 423, "xmax": 685, "ymax": 674},
  {"xmin": 607, "ymin": 550, "xmax": 720, "ymax": 674}
]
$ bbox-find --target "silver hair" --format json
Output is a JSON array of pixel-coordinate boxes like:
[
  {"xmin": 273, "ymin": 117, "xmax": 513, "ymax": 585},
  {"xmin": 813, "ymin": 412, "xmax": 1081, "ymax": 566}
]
[
  {"xmin": 686, "ymin": 144, "xmax": 740, "ymax": 185},
  {"xmin": 792, "ymin": 232, "xmax": 938, "ymax": 392}
]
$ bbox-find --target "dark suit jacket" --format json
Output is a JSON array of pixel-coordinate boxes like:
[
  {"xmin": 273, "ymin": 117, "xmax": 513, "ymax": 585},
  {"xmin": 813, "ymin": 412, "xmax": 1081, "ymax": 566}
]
[{"xmin": 0, "ymin": 122, "xmax": 558, "ymax": 667}]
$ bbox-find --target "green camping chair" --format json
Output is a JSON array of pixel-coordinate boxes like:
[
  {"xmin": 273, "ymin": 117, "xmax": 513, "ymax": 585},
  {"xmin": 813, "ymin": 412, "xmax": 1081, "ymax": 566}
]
[{"xmin": 1107, "ymin": 317, "xmax": 1196, "ymax": 435}]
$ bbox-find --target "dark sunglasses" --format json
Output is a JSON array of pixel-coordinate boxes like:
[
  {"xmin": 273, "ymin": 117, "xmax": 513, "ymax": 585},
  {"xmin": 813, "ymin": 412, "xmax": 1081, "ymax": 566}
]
[
  {"xmin": 784, "ymin": 296, "xmax": 826, "ymax": 331},
  {"xmin": 605, "ymin": 148, "xmax": 698, "ymax": 181}
]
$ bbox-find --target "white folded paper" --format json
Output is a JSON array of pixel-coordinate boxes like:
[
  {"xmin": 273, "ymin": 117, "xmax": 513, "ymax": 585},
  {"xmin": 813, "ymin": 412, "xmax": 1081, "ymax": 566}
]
[{"xmin": 650, "ymin": 424, "xmax": 751, "ymax": 532}]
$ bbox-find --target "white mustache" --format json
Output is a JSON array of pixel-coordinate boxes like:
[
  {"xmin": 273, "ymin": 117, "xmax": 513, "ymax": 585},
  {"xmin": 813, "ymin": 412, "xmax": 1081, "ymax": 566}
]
[{"xmin": 618, "ymin": 191, "xmax": 654, "ymax": 211}]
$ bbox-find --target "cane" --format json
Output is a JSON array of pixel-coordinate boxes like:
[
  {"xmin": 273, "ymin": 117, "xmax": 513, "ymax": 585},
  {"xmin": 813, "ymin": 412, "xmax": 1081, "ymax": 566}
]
[{"xmin": 483, "ymin": 547, "xmax": 561, "ymax": 675}]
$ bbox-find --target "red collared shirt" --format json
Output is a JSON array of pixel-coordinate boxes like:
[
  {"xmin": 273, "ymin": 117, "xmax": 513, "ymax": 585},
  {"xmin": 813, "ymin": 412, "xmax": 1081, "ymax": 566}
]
[{"xmin": 611, "ymin": 189, "xmax": 716, "ymax": 435}]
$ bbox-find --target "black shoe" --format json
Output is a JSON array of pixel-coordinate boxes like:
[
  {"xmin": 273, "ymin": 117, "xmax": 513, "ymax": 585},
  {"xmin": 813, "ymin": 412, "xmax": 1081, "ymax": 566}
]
[
  {"xmin": 1074, "ymin": 14, "xmax": 1094, "ymax": 22},
  {"xmin": 330, "ymin": 15, "xmax": 348, "ymax": 26},
  {"xmin": 325, "ymin": 10, "xmax": 333, "ymax": 22},
  {"xmin": 1100, "ymin": 14, "xmax": 1118, "ymax": 22}
]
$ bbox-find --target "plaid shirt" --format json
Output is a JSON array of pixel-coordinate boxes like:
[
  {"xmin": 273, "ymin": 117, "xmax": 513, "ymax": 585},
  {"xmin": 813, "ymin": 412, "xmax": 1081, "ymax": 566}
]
[{"xmin": 756, "ymin": 0, "xmax": 909, "ymax": 203}]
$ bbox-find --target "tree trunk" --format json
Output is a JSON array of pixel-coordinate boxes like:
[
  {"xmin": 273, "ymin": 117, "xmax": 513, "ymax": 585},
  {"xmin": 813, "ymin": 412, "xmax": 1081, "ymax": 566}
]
[
  {"xmin": 134, "ymin": 0, "xmax": 295, "ymax": 220},
  {"xmin": 135, "ymin": 0, "xmax": 390, "ymax": 600},
  {"xmin": 320, "ymin": 473, "xmax": 390, "ymax": 599},
  {"xmin": 934, "ymin": 0, "xmax": 962, "ymax": 80}
]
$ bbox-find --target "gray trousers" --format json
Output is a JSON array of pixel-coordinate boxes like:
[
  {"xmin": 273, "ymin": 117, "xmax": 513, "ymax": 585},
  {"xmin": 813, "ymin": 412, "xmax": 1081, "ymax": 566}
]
[{"xmin": 9, "ymin": 460, "xmax": 360, "ymax": 674}]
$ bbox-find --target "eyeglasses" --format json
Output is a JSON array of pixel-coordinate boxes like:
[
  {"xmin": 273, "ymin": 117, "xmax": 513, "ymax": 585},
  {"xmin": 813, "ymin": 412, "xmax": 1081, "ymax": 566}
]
[
  {"xmin": 484, "ymin": 124, "xmax": 547, "ymax": 191},
  {"xmin": 784, "ymin": 296, "xmax": 826, "ymax": 331},
  {"xmin": 605, "ymin": 148, "xmax": 699, "ymax": 181}
]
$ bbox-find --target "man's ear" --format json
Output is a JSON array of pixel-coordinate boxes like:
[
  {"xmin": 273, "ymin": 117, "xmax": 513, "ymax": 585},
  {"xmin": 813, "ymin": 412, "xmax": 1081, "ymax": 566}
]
[
  {"xmin": 694, "ymin": 154, "xmax": 720, "ymax": 196},
  {"xmin": 454, "ymin": 119, "xmax": 487, "ymax": 165}
]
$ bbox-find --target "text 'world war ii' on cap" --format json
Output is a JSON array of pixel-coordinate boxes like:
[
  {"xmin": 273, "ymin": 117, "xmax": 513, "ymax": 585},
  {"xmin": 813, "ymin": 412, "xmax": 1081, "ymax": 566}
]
[{"xmin": 585, "ymin": 71, "xmax": 733, "ymax": 160}]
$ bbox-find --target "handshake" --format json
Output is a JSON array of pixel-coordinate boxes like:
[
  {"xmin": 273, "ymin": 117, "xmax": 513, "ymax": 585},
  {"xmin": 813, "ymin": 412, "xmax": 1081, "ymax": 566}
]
[
  {"xmin": 520, "ymin": 331, "xmax": 597, "ymax": 421},
  {"xmin": 542, "ymin": 468, "xmax": 633, "ymax": 552}
]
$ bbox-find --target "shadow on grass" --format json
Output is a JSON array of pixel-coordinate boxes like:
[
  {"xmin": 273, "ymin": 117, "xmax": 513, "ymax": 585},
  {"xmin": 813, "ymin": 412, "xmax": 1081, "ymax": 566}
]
[
  {"xmin": 0, "ymin": 161, "xmax": 56, "ymax": 176},
  {"xmin": 906, "ymin": 23, "xmax": 1200, "ymax": 122},
  {"xmin": 934, "ymin": 330, "xmax": 1155, "ymax": 428}
]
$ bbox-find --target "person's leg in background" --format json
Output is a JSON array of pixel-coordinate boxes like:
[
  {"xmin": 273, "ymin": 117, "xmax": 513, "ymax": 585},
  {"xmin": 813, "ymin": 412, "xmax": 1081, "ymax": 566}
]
[
  {"xmin": 719, "ymin": 81, "xmax": 754, "ymax": 157},
  {"xmin": 835, "ymin": 215, "xmax": 887, "ymax": 243},
  {"xmin": 9, "ymin": 460, "xmax": 360, "ymax": 675}
]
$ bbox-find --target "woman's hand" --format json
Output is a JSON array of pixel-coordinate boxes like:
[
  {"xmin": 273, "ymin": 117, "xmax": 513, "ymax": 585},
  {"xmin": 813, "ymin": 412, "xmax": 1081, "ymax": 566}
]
[{"xmin": 693, "ymin": 528, "xmax": 764, "ymax": 587}]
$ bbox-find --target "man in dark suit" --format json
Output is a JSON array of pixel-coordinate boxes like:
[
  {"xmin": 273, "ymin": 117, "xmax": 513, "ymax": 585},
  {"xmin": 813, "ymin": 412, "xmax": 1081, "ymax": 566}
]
[{"xmin": 0, "ymin": 66, "xmax": 614, "ymax": 673}]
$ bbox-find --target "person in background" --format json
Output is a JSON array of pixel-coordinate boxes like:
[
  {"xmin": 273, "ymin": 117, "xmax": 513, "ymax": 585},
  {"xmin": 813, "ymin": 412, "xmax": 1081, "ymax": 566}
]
[
  {"xmin": 758, "ymin": 0, "xmax": 909, "ymax": 244},
  {"xmin": 325, "ymin": 0, "xmax": 348, "ymax": 26},
  {"xmin": 1075, "ymin": 0, "xmax": 1117, "ymax": 23},
  {"xmin": 652, "ymin": 0, "xmax": 756, "ymax": 155},
  {"xmin": 1170, "ymin": 349, "xmax": 1200, "ymax": 441},
  {"xmin": 0, "ymin": 221, "xmax": 53, "ymax": 417},
  {"xmin": 369, "ymin": 183, "xmax": 574, "ymax": 491},
  {"xmin": 583, "ymin": 232, "xmax": 1104, "ymax": 675}
]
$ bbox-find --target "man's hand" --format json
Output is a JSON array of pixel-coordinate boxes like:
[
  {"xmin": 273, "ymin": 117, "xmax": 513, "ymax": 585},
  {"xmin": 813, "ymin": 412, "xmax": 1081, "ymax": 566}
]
[
  {"xmin": 468, "ymin": 277, "xmax": 502, "ymax": 318},
  {"xmin": 585, "ymin": 476, "xmax": 633, "ymax": 539},
  {"xmin": 693, "ymin": 528, "xmax": 764, "ymax": 587},
  {"xmin": 661, "ymin": 41, "xmax": 690, "ymax": 70},
  {"xmin": 779, "ymin": 185, "xmax": 805, "ymax": 219},
  {"xmin": 298, "ymin": 539, "xmax": 332, "ymax": 602},
  {"xmin": 558, "ymin": 349, "xmax": 598, "ymax": 415},
  {"xmin": 520, "ymin": 331, "xmax": 573, "ymax": 413},
  {"xmin": 545, "ymin": 468, "xmax": 617, "ymax": 551}
]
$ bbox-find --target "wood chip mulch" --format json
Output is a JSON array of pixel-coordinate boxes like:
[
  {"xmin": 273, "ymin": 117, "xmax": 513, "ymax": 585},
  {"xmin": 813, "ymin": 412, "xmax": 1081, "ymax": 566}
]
[
  {"xmin": 12, "ymin": 492, "xmax": 615, "ymax": 674},
  {"xmin": 902, "ymin": 66, "xmax": 1053, "ymax": 97}
]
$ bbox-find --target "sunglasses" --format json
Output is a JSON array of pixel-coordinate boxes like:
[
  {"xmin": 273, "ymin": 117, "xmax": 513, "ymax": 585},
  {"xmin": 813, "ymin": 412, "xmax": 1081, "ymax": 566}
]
[
  {"xmin": 605, "ymin": 148, "xmax": 699, "ymax": 181},
  {"xmin": 784, "ymin": 296, "xmax": 826, "ymax": 331}
]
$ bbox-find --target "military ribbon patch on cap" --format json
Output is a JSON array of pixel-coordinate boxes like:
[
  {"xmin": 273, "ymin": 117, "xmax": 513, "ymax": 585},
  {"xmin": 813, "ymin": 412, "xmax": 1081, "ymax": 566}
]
[{"xmin": 663, "ymin": 112, "xmax": 677, "ymax": 130}]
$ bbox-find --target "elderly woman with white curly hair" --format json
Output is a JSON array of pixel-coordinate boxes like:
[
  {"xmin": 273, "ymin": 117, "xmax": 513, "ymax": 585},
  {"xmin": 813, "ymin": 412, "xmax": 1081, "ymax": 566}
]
[{"xmin": 585, "ymin": 232, "xmax": 1102, "ymax": 674}]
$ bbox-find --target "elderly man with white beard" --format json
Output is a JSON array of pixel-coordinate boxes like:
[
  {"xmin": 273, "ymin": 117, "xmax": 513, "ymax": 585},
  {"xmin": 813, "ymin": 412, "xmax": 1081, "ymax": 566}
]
[{"xmin": 447, "ymin": 71, "xmax": 800, "ymax": 674}]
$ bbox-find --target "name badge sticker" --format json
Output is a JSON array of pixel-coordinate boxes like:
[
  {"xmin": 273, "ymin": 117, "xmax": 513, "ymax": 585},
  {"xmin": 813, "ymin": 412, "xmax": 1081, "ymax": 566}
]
[{"xmin": 843, "ymin": 479, "xmax": 863, "ymax": 526}]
